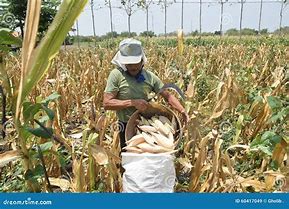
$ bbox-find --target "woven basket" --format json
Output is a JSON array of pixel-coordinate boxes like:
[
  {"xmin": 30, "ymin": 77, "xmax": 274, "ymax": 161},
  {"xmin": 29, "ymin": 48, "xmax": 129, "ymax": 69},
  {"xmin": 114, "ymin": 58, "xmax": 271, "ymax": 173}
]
[{"xmin": 125, "ymin": 102, "xmax": 183, "ymax": 149}]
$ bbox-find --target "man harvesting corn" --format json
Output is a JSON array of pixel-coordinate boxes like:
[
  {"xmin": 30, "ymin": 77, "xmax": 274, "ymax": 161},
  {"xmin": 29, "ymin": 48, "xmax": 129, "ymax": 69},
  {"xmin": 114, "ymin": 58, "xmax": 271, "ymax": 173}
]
[{"xmin": 103, "ymin": 38, "xmax": 189, "ymax": 149}]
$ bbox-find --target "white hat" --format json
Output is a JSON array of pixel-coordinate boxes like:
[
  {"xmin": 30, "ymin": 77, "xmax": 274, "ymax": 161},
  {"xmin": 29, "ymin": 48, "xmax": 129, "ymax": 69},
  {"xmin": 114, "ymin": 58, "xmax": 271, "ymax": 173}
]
[{"xmin": 111, "ymin": 39, "xmax": 147, "ymax": 70}]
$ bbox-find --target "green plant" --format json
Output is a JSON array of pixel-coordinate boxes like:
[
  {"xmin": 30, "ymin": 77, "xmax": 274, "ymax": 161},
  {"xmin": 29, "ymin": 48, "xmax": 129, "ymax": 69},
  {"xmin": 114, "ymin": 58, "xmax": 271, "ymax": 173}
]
[{"xmin": 1, "ymin": 0, "xmax": 88, "ymax": 192}]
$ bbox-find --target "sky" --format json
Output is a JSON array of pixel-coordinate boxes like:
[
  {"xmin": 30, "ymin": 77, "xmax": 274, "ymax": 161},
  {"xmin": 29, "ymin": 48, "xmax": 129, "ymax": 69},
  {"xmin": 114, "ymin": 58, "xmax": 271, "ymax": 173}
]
[{"xmin": 75, "ymin": 0, "xmax": 289, "ymax": 36}]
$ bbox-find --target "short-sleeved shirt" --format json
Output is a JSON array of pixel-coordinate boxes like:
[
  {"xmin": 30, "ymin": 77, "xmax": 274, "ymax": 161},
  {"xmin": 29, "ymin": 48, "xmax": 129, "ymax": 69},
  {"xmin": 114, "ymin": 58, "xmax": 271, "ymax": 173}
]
[{"xmin": 104, "ymin": 68, "xmax": 164, "ymax": 122}]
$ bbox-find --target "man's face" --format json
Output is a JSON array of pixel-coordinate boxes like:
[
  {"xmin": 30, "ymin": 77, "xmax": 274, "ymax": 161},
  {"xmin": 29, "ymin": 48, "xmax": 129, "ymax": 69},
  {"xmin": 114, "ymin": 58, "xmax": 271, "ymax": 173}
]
[{"xmin": 125, "ymin": 61, "xmax": 143, "ymax": 77}]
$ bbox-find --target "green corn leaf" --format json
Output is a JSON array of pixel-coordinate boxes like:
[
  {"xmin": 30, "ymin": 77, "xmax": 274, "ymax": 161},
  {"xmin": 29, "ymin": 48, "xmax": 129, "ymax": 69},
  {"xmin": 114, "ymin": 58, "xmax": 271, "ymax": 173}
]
[
  {"xmin": 23, "ymin": 102, "xmax": 55, "ymax": 122},
  {"xmin": 24, "ymin": 165, "xmax": 44, "ymax": 180},
  {"xmin": 41, "ymin": 105, "xmax": 55, "ymax": 121},
  {"xmin": 0, "ymin": 29, "xmax": 22, "ymax": 46},
  {"xmin": 26, "ymin": 127, "xmax": 53, "ymax": 139},
  {"xmin": 267, "ymin": 96, "xmax": 282, "ymax": 112},
  {"xmin": 250, "ymin": 131, "xmax": 282, "ymax": 156},
  {"xmin": 23, "ymin": 102, "xmax": 43, "ymax": 122},
  {"xmin": 39, "ymin": 115, "xmax": 50, "ymax": 123},
  {"xmin": 41, "ymin": 92, "xmax": 61, "ymax": 105},
  {"xmin": 20, "ymin": 0, "xmax": 88, "ymax": 103},
  {"xmin": 0, "ymin": 45, "xmax": 11, "ymax": 53},
  {"xmin": 39, "ymin": 142, "xmax": 53, "ymax": 152}
]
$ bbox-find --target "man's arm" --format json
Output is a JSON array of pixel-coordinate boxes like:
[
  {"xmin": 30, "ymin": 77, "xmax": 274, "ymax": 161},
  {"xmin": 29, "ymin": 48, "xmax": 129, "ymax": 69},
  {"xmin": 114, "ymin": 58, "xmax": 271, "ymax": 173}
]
[
  {"xmin": 160, "ymin": 90, "xmax": 189, "ymax": 123},
  {"xmin": 103, "ymin": 92, "xmax": 148, "ymax": 111}
]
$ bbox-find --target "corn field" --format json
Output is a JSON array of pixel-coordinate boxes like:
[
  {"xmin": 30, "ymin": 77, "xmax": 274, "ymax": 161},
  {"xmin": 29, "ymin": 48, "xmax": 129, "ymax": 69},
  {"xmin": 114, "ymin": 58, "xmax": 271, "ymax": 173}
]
[
  {"xmin": 0, "ymin": 0, "xmax": 289, "ymax": 194},
  {"xmin": 0, "ymin": 35, "xmax": 288, "ymax": 192}
]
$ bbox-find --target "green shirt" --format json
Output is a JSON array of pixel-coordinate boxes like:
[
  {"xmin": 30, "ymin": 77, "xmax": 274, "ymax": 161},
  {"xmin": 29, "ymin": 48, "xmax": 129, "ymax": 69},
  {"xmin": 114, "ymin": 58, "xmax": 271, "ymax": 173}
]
[{"xmin": 104, "ymin": 68, "xmax": 164, "ymax": 122}]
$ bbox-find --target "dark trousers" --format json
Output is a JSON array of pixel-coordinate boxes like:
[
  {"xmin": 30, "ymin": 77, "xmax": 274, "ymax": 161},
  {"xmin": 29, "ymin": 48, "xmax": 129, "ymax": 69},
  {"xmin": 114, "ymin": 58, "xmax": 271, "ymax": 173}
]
[{"xmin": 118, "ymin": 121, "xmax": 127, "ymax": 150}]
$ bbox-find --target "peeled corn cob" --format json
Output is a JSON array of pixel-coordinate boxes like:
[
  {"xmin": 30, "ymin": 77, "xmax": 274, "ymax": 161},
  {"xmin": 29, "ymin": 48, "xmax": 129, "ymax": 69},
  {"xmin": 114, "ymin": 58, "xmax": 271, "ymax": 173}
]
[
  {"xmin": 125, "ymin": 114, "xmax": 177, "ymax": 154},
  {"xmin": 126, "ymin": 134, "xmax": 145, "ymax": 147},
  {"xmin": 138, "ymin": 125, "xmax": 157, "ymax": 133},
  {"xmin": 137, "ymin": 142, "xmax": 171, "ymax": 153},
  {"xmin": 123, "ymin": 146, "xmax": 143, "ymax": 153},
  {"xmin": 142, "ymin": 132, "xmax": 157, "ymax": 145},
  {"xmin": 152, "ymin": 118, "xmax": 171, "ymax": 136},
  {"xmin": 159, "ymin": 116, "xmax": 172, "ymax": 126},
  {"xmin": 168, "ymin": 131, "xmax": 174, "ymax": 143},
  {"xmin": 140, "ymin": 116, "xmax": 150, "ymax": 125},
  {"xmin": 151, "ymin": 132, "xmax": 174, "ymax": 149},
  {"xmin": 164, "ymin": 122, "xmax": 175, "ymax": 134},
  {"xmin": 137, "ymin": 142, "xmax": 158, "ymax": 153}
]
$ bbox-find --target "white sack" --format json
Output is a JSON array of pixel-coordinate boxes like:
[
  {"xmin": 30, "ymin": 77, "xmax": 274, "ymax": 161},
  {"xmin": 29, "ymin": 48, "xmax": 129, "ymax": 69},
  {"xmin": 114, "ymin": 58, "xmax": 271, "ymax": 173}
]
[{"xmin": 121, "ymin": 153, "xmax": 176, "ymax": 193}]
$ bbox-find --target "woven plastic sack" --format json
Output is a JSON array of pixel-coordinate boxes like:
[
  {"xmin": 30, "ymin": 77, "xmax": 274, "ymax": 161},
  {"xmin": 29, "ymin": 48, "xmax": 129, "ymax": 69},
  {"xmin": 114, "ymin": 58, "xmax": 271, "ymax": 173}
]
[{"xmin": 121, "ymin": 152, "xmax": 176, "ymax": 193}]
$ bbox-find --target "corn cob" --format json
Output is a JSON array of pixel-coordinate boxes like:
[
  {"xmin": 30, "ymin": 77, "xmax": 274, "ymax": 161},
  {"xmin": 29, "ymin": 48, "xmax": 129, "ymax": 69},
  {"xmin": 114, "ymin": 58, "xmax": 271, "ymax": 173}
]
[
  {"xmin": 168, "ymin": 131, "xmax": 174, "ymax": 143},
  {"xmin": 140, "ymin": 115, "xmax": 150, "ymax": 125},
  {"xmin": 158, "ymin": 116, "xmax": 172, "ymax": 125},
  {"xmin": 126, "ymin": 134, "xmax": 145, "ymax": 147},
  {"xmin": 158, "ymin": 115, "xmax": 175, "ymax": 133},
  {"xmin": 138, "ymin": 125, "xmax": 157, "ymax": 133},
  {"xmin": 154, "ymin": 145, "xmax": 173, "ymax": 153},
  {"xmin": 151, "ymin": 132, "xmax": 174, "ymax": 149},
  {"xmin": 147, "ymin": 119, "xmax": 154, "ymax": 125},
  {"xmin": 164, "ymin": 122, "xmax": 175, "ymax": 134},
  {"xmin": 142, "ymin": 132, "xmax": 157, "ymax": 145},
  {"xmin": 137, "ymin": 142, "xmax": 171, "ymax": 153},
  {"xmin": 151, "ymin": 118, "xmax": 171, "ymax": 136},
  {"xmin": 137, "ymin": 142, "xmax": 158, "ymax": 153},
  {"xmin": 123, "ymin": 146, "xmax": 143, "ymax": 154}
]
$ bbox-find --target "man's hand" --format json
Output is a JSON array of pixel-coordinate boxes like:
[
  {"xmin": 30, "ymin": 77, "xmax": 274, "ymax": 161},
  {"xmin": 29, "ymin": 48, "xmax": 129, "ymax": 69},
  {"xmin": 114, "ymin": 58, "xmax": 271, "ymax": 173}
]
[
  {"xmin": 132, "ymin": 99, "xmax": 149, "ymax": 111},
  {"xmin": 181, "ymin": 110, "xmax": 190, "ymax": 124},
  {"xmin": 160, "ymin": 91, "xmax": 189, "ymax": 124}
]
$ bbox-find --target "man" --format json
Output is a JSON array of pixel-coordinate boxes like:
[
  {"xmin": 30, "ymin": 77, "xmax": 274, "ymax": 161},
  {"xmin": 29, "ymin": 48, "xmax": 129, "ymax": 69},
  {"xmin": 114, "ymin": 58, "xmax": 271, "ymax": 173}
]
[{"xmin": 103, "ymin": 38, "xmax": 189, "ymax": 149}]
